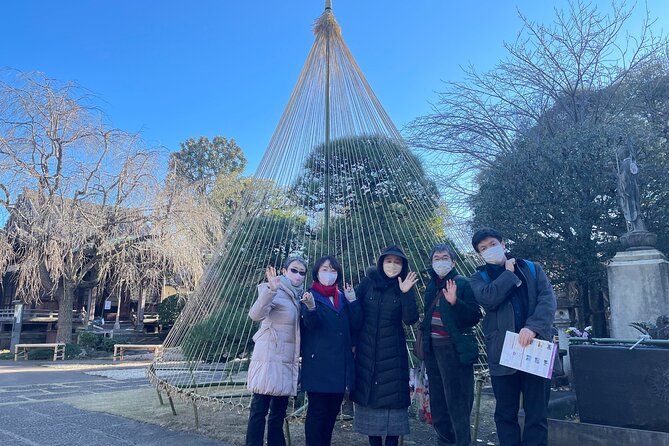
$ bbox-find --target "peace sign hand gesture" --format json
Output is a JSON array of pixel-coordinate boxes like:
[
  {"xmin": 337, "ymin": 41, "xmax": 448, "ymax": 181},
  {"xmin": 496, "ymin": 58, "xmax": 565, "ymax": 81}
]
[
  {"xmin": 301, "ymin": 291, "xmax": 316, "ymax": 310},
  {"xmin": 266, "ymin": 266, "xmax": 280, "ymax": 292},
  {"xmin": 398, "ymin": 271, "xmax": 418, "ymax": 293},
  {"xmin": 344, "ymin": 283, "xmax": 356, "ymax": 302}
]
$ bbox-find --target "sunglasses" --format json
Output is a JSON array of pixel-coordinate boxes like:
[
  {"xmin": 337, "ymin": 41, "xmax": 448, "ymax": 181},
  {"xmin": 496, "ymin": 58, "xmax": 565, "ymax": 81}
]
[{"xmin": 289, "ymin": 268, "xmax": 307, "ymax": 276}]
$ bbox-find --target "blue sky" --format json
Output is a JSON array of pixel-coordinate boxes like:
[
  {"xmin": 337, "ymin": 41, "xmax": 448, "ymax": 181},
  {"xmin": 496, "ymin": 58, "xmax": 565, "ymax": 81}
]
[{"xmin": 3, "ymin": 1, "xmax": 668, "ymax": 175}]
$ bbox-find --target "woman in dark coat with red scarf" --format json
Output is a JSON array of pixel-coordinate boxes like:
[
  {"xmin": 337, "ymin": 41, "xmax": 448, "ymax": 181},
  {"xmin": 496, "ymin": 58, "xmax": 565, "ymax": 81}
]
[{"xmin": 300, "ymin": 255, "xmax": 363, "ymax": 446}]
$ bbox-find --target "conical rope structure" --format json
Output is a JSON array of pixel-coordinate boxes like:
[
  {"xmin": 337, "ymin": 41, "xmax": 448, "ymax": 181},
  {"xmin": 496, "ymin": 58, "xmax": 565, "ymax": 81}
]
[{"xmin": 148, "ymin": 4, "xmax": 486, "ymax": 411}]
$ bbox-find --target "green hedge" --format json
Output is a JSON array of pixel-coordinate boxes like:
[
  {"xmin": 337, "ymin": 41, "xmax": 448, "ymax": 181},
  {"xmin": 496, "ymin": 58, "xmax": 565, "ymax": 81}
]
[
  {"xmin": 182, "ymin": 304, "xmax": 255, "ymax": 364},
  {"xmin": 14, "ymin": 343, "xmax": 83, "ymax": 360},
  {"xmin": 157, "ymin": 294, "xmax": 186, "ymax": 327},
  {"xmin": 77, "ymin": 332, "xmax": 128, "ymax": 352}
]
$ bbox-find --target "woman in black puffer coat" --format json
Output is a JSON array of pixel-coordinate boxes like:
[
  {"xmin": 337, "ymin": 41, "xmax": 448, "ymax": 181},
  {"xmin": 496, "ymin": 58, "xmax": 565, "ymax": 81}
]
[{"xmin": 351, "ymin": 245, "xmax": 419, "ymax": 446}]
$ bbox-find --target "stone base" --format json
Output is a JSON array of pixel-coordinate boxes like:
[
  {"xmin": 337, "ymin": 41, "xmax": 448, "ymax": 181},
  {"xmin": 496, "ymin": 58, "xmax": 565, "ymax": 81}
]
[
  {"xmin": 607, "ymin": 248, "xmax": 669, "ymax": 339},
  {"xmin": 620, "ymin": 230, "xmax": 657, "ymax": 250},
  {"xmin": 544, "ymin": 418, "xmax": 669, "ymax": 446}
]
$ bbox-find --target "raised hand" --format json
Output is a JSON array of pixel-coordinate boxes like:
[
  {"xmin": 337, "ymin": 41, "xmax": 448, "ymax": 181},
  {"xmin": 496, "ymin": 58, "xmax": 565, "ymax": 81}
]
[
  {"xmin": 301, "ymin": 291, "xmax": 316, "ymax": 310},
  {"xmin": 398, "ymin": 271, "xmax": 418, "ymax": 293},
  {"xmin": 344, "ymin": 283, "xmax": 356, "ymax": 302},
  {"xmin": 505, "ymin": 258, "xmax": 516, "ymax": 272},
  {"xmin": 442, "ymin": 279, "xmax": 457, "ymax": 305},
  {"xmin": 266, "ymin": 266, "xmax": 280, "ymax": 291}
]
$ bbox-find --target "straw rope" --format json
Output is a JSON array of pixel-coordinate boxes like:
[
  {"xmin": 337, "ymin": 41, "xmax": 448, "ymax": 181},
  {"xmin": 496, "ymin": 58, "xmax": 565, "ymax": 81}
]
[{"xmin": 148, "ymin": 4, "xmax": 486, "ymax": 410}]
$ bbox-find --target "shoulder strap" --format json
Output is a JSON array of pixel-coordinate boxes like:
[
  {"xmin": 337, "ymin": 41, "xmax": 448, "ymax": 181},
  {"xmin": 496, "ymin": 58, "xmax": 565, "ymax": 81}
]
[
  {"xmin": 426, "ymin": 294, "xmax": 440, "ymax": 314},
  {"xmin": 418, "ymin": 291, "xmax": 441, "ymax": 330},
  {"xmin": 523, "ymin": 259, "xmax": 537, "ymax": 279}
]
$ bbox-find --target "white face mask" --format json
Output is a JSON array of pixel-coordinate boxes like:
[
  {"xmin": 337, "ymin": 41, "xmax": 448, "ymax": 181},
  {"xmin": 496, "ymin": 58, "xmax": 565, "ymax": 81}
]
[
  {"xmin": 318, "ymin": 271, "xmax": 338, "ymax": 286},
  {"xmin": 383, "ymin": 262, "xmax": 403, "ymax": 278},
  {"xmin": 432, "ymin": 260, "xmax": 453, "ymax": 278},
  {"xmin": 481, "ymin": 244, "xmax": 506, "ymax": 265}
]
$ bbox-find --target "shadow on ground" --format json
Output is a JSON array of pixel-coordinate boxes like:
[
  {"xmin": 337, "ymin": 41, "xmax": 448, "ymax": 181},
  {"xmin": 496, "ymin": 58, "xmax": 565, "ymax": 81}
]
[{"xmin": 65, "ymin": 386, "xmax": 500, "ymax": 446}]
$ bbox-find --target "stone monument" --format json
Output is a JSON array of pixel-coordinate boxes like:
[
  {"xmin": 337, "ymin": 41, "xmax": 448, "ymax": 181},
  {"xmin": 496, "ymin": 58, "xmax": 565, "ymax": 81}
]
[{"xmin": 607, "ymin": 142, "xmax": 669, "ymax": 338}]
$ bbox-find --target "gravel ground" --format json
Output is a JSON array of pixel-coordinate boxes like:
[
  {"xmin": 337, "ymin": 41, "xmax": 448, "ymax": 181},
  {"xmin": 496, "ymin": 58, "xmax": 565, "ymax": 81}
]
[
  {"xmin": 64, "ymin": 370, "xmax": 501, "ymax": 446},
  {"xmin": 8, "ymin": 360, "xmax": 578, "ymax": 445}
]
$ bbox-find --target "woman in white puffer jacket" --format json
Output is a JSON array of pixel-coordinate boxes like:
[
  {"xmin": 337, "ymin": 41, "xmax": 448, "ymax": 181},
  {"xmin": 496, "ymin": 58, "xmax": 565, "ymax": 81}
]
[{"xmin": 245, "ymin": 256, "xmax": 307, "ymax": 446}]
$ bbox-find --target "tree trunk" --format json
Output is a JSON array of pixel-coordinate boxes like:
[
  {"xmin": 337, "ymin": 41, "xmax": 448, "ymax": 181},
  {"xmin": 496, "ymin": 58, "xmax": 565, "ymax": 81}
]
[
  {"xmin": 82, "ymin": 288, "xmax": 92, "ymax": 327},
  {"xmin": 56, "ymin": 281, "xmax": 75, "ymax": 343},
  {"xmin": 88, "ymin": 287, "xmax": 98, "ymax": 323},
  {"xmin": 135, "ymin": 287, "xmax": 146, "ymax": 332},
  {"xmin": 114, "ymin": 289, "xmax": 122, "ymax": 330}
]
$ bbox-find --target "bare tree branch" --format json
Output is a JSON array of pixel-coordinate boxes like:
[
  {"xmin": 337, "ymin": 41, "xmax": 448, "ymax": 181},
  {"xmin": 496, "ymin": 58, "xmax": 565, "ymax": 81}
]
[
  {"xmin": 0, "ymin": 71, "xmax": 224, "ymax": 342},
  {"xmin": 406, "ymin": 0, "xmax": 666, "ymax": 224}
]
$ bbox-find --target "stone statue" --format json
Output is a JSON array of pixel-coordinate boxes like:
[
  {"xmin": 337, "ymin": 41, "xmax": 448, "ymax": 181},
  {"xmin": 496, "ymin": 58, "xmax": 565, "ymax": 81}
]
[
  {"xmin": 616, "ymin": 143, "xmax": 646, "ymax": 232},
  {"xmin": 616, "ymin": 140, "xmax": 656, "ymax": 249}
]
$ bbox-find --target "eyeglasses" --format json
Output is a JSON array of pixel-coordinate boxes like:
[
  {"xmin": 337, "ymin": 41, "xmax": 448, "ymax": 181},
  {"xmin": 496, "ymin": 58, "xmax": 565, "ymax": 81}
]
[{"xmin": 289, "ymin": 268, "xmax": 307, "ymax": 276}]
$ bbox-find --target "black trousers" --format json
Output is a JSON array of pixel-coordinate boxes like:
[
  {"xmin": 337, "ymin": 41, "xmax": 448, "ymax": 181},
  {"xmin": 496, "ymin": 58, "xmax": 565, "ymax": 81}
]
[
  {"xmin": 245, "ymin": 393, "xmax": 289, "ymax": 446},
  {"xmin": 305, "ymin": 391, "xmax": 344, "ymax": 446},
  {"xmin": 368, "ymin": 436, "xmax": 399, "ymax": 446},
  {"xmin": 425, "ymin": 343, "xmax": 474, "ymax": 446},
  {"xmin": 491, "ymin": 372, "xmax": 549, "ymax": 446}
]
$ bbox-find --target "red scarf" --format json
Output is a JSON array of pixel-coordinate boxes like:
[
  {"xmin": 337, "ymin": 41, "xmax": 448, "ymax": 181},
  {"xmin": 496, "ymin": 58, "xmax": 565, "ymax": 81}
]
[{"xmin": 311, "ymin": 282, "xmax": 339, "ymax": 310}]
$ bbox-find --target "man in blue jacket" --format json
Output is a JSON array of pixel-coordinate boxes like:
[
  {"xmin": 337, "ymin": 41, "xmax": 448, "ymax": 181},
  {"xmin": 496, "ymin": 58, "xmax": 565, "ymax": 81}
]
[{"xmin": 469, "ymin": 228, "xmax": 556, "ymax": 446}]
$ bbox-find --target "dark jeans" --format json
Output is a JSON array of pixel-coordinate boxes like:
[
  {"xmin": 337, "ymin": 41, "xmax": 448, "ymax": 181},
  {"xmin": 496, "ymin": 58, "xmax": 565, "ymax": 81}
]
[
  {"xmin": 491, "ymin": 372, "xmax": 549, "ymax": 446},
  {"xmin": 305, "ymin": 392, "xmax": 344, "ymax": 446},
  {"xmin": 245, "ymin": 393, "xmax": 289, "ymax": 446},
  {"xmin": 425, "ymin": 343, "xmax": 474, "ymax": 446}
]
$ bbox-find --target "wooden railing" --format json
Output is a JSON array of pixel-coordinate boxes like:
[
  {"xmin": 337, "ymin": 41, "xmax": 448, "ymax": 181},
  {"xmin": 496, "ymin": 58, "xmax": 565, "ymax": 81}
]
[
  {"xmin": 0, "ymin": 308, "xmax": 12, "ymax": 321},
  {"xmin": 0, "ymin": 308, "xmax": 159, "ymax": 323},
  {"xmin": 0, "ymin": 308, "xmax": 74, "ymax": 322}
]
